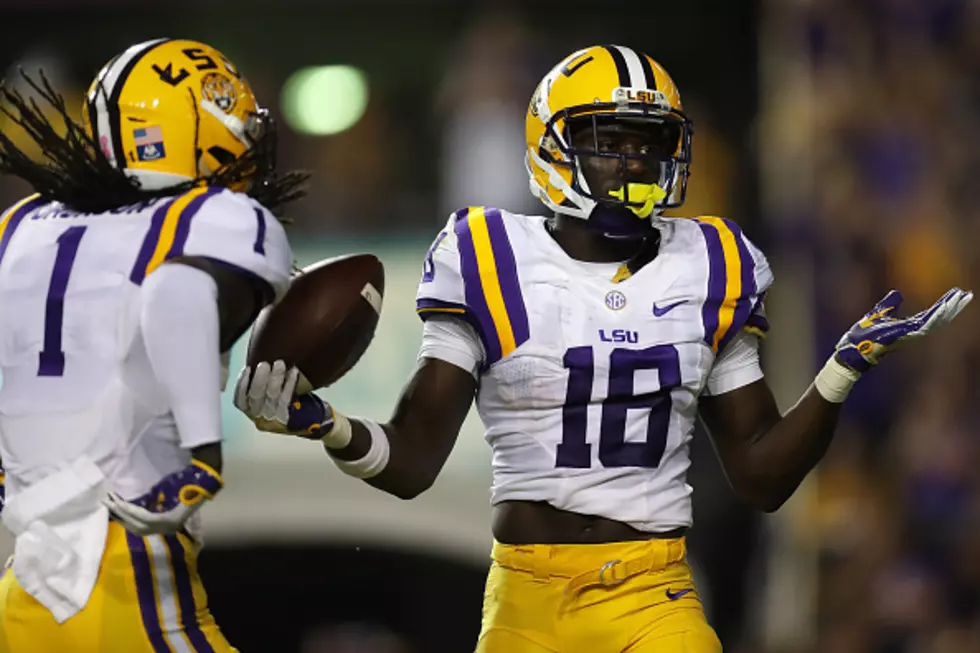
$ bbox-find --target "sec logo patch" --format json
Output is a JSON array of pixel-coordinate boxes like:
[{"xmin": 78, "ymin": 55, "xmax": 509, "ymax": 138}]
[{"xmin": 605, "ymin": 290, "xmax": 627, "ymax": 311}]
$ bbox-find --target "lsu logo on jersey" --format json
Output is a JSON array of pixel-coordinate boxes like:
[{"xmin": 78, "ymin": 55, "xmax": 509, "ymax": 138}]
[{"xmin": 599, "ymin": 329, "xmax": 638, "ymax": 344}]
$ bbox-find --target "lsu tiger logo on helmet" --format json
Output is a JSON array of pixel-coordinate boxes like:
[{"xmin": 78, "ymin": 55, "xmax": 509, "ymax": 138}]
[
  {"xmin": 525, "ymin": 45, "xmax": 693, "ymax": 223},
  {"xmin": 82, "ymin": 38, "xmax": 272, "ymax": 190}
]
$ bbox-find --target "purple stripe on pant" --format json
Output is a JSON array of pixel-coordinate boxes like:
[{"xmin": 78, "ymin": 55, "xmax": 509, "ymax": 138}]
[
  {"xmin": 164, "ymin": 534, "xmax": 216, "ymax": 653},
  {"xmin": 125, "ymin": 532, "xmax": 173, "ymax": 653}
]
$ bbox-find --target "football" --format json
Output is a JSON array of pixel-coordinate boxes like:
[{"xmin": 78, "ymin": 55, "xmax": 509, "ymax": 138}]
[{"xmin": 246, "ymin": 253, "xmax": 385, "ymax": 394}]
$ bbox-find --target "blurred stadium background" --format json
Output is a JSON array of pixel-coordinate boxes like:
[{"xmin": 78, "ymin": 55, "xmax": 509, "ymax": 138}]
[{"xmin": 1, "ymin": 0, "xmax": 979, "ymax": 651}]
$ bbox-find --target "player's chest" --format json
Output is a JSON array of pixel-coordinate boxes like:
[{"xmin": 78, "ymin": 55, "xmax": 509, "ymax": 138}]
[{"xmin": 518, "ymin": 256, "xmax": 707, "ymax": 351}]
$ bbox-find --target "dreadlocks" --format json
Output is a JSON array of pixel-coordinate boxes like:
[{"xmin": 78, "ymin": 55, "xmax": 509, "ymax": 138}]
[{"xmin": 0, "ymin": 70, "xmax": 308, "ymax": 217}]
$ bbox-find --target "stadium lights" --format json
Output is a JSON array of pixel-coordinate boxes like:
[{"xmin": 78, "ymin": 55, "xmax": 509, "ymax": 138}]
[{"xmin": 280, "ymin": 65, "xmax": 369, "ymax": 136}]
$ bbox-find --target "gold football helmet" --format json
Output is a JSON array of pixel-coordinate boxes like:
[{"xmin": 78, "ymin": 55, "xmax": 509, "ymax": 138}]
[
  {"xmin": 82, "ymin": 38, "xmax": 272, "ymax": 190},
  {"xmin": 525, "ymin": 45, "xmax": 693, "ymax": 225}
]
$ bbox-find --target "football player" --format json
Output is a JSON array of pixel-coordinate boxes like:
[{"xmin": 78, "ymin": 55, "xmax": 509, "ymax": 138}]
[
  {"xmin": 0, "ymin": 39, "xmax": 304, "ymax": 652},
  {"xmin": 235, "ymin": 45, "xmax": 971, "ymax": 652}
]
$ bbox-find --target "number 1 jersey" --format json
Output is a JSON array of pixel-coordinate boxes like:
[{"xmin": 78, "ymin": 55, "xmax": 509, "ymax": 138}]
[
  {"xmin": 416, "ymin": 207, "xmax": 772, "ymax": 531},
  {"xmin": 0, "ymin": 187, "xmax": 292, "ymax": 503}
]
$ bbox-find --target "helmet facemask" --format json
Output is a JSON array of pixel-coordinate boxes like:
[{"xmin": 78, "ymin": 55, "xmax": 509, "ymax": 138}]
[
  {"xmin": 530, "ymin": 89, "xmax": 693, "ymax": 238},
  {"xmin": 555, "ymin": 106, "xmax": 691, "ymax": 235}
]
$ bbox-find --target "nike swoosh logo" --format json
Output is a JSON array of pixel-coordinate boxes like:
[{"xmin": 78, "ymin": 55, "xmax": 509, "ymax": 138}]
[
  {"xmin": 653, "ymin": 300, "xmax": 686, "ymax": 317},
  {"xmin": 665, "ymin": 588, "xmax": 693, "ymax": 601}
]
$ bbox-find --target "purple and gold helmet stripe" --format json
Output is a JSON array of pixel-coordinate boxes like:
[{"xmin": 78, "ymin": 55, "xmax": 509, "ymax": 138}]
[
  {"xmin": 164, "ymin": 535, "xmax": 216, "ymax": 653},
  {"xmin": 129, "ymin": 186, "xmax": 220, "ymax": 284},
  {"xmin": 126, "ymin": 533, "xmax": 174, "ymax": 653},
  {"xmin": 696, "ymin": 217, "xmax": 757, "ymax": 352},
  {"xmin": 454, "ymin": 207, "xmax": 530, "ymax": 366},
  {"xmin": 0, "ymin": 194, "xmax": 44, "ymax": 266}
]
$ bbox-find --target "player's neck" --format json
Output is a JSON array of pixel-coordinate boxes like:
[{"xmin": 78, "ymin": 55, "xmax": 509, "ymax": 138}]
[{"xmin": 547, "ymin": 214, "xmax": 646, "ymax": 263}]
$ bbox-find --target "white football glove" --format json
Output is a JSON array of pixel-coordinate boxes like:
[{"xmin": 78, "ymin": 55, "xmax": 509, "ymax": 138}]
[{"xmin": 234, "ymin": 360, "xmax": 333, "ymax": 439}]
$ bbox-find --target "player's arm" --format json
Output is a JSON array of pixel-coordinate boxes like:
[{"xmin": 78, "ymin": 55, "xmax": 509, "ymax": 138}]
[
  {"xmin": 235, "ymin": 314, "xmax": 480, "ymax": 499},
  {"xmin": 327, "ymin": 355, "xmax": 476, "ymax": 499},
  {"xmin": 699, "ymin": 288, "xmax": 971, "ymax": 513},
  {"xmin": 107, "ymin": 260, "xmax": 268, "ymax": 533},
  {"xmin": 106, "ymin": 191, "xmax": 292, "ymax": 535}
]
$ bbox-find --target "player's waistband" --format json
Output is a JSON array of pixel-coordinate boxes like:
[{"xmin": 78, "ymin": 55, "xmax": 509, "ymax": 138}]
[{"xmin": 491, "ymin": 537, "xmax": 686, "ymax": 595}]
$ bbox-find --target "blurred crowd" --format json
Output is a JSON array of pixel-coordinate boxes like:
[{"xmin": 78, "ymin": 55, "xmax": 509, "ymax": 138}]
[
  {"xmin": 4, "ymin": 1, "xmax": 980, "ymax": 651},
  {"xmin": 783, "ymin": 1, "xmax": 980, "ymax": 651}
]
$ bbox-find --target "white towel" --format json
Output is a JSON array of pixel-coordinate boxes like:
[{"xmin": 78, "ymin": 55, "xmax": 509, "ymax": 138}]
[{"xmin": 2, "ymin": 456, "xmax": 109, "ymax": 623}]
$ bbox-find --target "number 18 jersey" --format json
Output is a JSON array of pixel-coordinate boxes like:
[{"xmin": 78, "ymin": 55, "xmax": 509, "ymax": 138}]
[{"xmin": 416, "ymin": 207, "xmax": 772, "ymax": 532}]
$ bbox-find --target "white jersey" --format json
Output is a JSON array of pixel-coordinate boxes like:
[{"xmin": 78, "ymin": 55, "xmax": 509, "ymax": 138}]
[
  {"xmin": 416, "ymin": 207, "xmax": 772, "ymax": 531},
  {"xmin": 0, "ymin": 187, "xmax": 292, "ymax": 503}
]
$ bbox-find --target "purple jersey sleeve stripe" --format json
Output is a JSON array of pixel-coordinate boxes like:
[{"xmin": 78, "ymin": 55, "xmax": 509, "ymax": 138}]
[
  {"xmin": 166, "ymin": 186, "xmax": 223, "ymax": 259},
  {"xmin": 416, "ymin": 298, "xmax": 490, "ymax": 360},
  {"xmin": 126, "ymin": 533, "xmax": 173, "ymax": 653},
  {"xmin": 718, "ymin": 221, "xmax": 757, "ymax": 352},
  {"xmin": 696, "ymin": 221, "xmax": 726, "ymax": 351},
  {"xmin": 454, "ymin": 209, "xmax": 503, "ymax": 365},
  {"xmin": 483, "ymin": 208, "xmax": 530, "ymax": 349},
  {"xmin": 416, "ymin": 297, "xmax": 469, "ymax": 314},
  {"xmin": 0, "ymin": 195, "xmax": 44, "ymax": 266},
  {"xmin": 744, "ymin": 292, "xmax": 770, "ymax": 334},
  {"xmin": 129, "ymin": 197, "xmax": 178, "ymax": 285},
  {"xmin": 164, "ymin": 535, "xmax": 216, "ymax": 653}
]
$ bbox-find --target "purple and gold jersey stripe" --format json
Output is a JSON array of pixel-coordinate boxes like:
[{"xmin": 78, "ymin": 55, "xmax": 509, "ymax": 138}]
[
  {"xmin": 696, "ymin": 217, "xmax": 757, "ymax": 352},
  {"xmin": 454, "ymin": 207, "xmax": 530, "ymax": 365},
  {"xmin": 0, "ymin": 194, "xmax": 44, "ymax": 266},
  {"xmin": 129, "ymin": 187, "xmax": 221, "ymax": 284}
]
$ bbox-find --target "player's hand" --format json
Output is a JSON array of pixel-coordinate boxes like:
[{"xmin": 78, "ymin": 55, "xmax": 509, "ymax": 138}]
[
  {"xmin": 0, "ymin": 468, "xmax": 6, "ymax": 516},
  {"xmin": 103, "ymin": 460, "xmax": 223, "ymax": 536},
  {"xmin": 233, "ymin": 360, "xmax": 335, "ymax": 439},
  {"xmin": 835, "ymin": 287, "xmax": 973, "ymax": 374}
]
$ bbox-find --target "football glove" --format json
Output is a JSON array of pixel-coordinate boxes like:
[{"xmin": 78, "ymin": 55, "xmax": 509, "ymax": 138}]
[
  {"xmin": 233, "ymin": 360, "xmax": 337, "ymax": 440},
  {"xmin": 104, "ymin": 460, "xmax": 223, "ymax": 536},
  {"xmin": 0, "ymin": 468, "xmax": 5, "ymax": 516},
  {"xmin": 835, "ymin": 287, "xmax": 973, "ymax": 374}
]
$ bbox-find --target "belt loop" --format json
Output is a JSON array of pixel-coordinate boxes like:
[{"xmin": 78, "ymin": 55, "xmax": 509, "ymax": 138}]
[
  {"xmin": 652, "ymin": 541, "xmax": 668, "ymax": 574},
  {"xmin": 530, "ymin": 545, "xmax": 550, "ymax": 582},
  {"xmin": 672, "ymin": 538, "xmax": 685, "ymax": 564}
]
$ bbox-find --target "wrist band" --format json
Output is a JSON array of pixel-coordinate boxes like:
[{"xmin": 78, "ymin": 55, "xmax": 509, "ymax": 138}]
[
  {"xmin": 814, "ymin": 356, "xmax": 861, "ymax": 403},
  {"xmin": 328, "ymin": 417, "xmax": 390, "ymax": 479},
  {"xmin": 320, "ymin": 409, "xmax": 353, "ymax": 449}
]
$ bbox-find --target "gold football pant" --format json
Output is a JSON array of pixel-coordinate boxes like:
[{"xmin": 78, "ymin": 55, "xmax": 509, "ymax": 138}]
[
  {"xmin": 0, "ymin": 522, "xmax": 235, "ymax": 653},
  {"xmin": 477, "ymin": 537, "xmax": 722, "ymax": 653}
]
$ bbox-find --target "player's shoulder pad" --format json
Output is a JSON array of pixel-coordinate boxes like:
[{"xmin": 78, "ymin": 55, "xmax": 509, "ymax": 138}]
[
  {"xmin": 693, "ymin": 216, "xmax": 773, "ymax": 352},
  {"xmin": 0, "ymin": 194, "xmax": 46, "ymax": 247},
  {"xmin": 416, "ymin": 206, "xmax": 530, "ymax": 366},
  {"xmin": 137, "ymin": 186, "xmax": 293, "ymax": 301}
]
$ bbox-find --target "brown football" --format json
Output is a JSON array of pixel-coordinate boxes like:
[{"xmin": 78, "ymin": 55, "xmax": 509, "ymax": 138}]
[{"xmin": 246, "ymin": 254, "xmax": 385, "ymax": 393}]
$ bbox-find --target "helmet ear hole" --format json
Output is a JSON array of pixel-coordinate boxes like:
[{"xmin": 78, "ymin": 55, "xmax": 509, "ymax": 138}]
[{"xmin": 207, "ymin": 146, "xmax": 236, "ymax": 167}]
